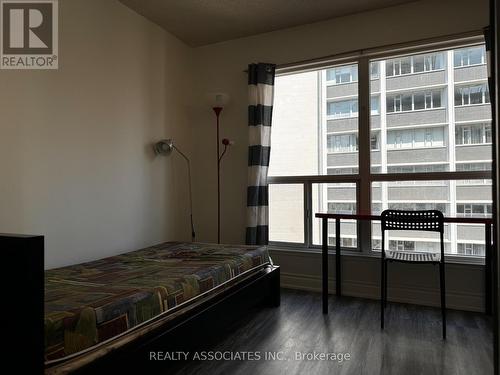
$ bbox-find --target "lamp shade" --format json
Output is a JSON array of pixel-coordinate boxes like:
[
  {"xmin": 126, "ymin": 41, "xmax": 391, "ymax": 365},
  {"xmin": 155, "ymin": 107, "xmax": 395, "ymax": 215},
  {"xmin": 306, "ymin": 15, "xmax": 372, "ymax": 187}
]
[{"xmin": 206, "ymin": 92, "xmax": 229, "ymax": 108}]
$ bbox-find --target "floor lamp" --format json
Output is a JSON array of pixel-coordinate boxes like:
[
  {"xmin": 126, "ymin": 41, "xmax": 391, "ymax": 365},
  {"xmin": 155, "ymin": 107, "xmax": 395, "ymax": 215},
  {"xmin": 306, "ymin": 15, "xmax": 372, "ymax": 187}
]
[
  {"xmin": 208, "ymin": 93, "xmax": 232, "ymax": 243},
  {"xmin": 154, "ymin": 139, "xmax": 195, "ymax": 241}
]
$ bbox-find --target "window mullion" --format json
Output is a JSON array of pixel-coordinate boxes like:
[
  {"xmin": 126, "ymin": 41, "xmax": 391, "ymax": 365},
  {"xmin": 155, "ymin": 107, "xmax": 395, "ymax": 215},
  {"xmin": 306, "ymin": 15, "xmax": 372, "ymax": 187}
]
[{"xmin": 358, "ymin": 57, "xmax": 372, "ymax": 253}]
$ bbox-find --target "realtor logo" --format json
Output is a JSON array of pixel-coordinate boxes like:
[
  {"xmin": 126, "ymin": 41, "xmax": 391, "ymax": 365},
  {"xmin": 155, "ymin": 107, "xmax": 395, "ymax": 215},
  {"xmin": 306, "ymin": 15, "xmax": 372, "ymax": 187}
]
[{"xmin": 1, "ymin": 0, "xmax": 58, "ymax": 69}]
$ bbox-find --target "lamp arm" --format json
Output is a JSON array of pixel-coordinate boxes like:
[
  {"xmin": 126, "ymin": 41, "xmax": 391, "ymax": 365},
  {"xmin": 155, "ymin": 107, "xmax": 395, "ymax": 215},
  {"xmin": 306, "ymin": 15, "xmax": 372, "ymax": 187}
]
[
  {"xmin": 172, "ymin": 145, "xmax": 196, "ymax": 241},
  {"xmin": 218, "ymin": 144, "xmax": 229, "ymax": 163}
]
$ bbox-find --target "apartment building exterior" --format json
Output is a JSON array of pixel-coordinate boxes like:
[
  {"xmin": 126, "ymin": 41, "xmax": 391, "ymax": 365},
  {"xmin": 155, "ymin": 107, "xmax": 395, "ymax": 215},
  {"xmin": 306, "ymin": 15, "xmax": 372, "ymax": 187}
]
[{"xmin": 269, "ymin": 44, "xmax": 492, "ymax": 257}]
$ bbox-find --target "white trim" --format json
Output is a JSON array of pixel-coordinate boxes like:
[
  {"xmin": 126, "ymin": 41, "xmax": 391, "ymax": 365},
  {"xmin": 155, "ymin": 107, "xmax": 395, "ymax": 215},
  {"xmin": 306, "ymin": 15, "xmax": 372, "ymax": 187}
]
[
  {"xmin": 385, "ymin": 68, "xmax": 446, "ymax": 79},
  {"xmin": 455, "ymin": 118, "xmax": 492, "ymax": 124},
  {"xmin": 386, "ymin": 83, "xmax": 447, "ymax": 94},
  {"xmin": 454, "ymin": 62, "xmax": 487, "ymax": 69},
  {"xmin": 455, "ymin": 159, "xmax": 492, "ymax": 163},
  {"xmin": 386, "ymin": 122, "xmax": 448, "ymax": 130}
]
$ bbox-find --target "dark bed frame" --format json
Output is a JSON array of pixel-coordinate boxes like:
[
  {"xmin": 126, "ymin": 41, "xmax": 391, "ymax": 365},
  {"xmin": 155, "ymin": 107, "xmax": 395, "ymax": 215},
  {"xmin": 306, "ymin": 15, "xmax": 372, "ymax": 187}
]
[
  {"xmin": 73, "ymin": 264, "xmax": 281, "ymax": 374},
  {"xmin": 1, "ymin": 234, "xmax": 280, "ymax": 374}
]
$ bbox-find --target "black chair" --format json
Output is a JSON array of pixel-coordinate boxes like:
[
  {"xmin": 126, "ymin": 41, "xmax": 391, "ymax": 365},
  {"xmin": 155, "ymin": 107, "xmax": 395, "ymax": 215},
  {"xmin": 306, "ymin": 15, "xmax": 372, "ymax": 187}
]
[{"xmin": 380, "ymin": 209, "xmax": 446, "ymax": 339}]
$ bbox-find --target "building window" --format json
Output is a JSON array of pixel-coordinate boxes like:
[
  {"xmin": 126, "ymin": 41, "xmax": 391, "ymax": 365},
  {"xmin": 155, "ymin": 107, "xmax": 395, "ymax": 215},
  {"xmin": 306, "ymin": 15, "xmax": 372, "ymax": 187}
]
[
  {"xmin": 455, "ymin": 84, "xmax": 490, "ymax": 106},
  {"xmin": 327, "ymin": 133, "xmax": 358, "ymax": 153},
  {"xmin": 389, "ymin": 240, "xmax": 415, "ymax": 251},
  {"xmin": 457, "ymin": 243, "xmax": 485, "ymax": 256},
  {"xmin": 370, "ymin": 62, "xmax": 380, "ymax": 79},
  {"xmin": 387, "ymin": 164, "xmax": 448, "ymax": 173},
  {"xmin": 387, "ymin": 127, "xmax": 444, "ymax": 149},
  {"xmin": 328, "ymin": 202, "xmax": 356, "ymax": 214},
  {"xmin": 371, "ymin": 132, "xmax": 380, "ymax": 150},
  {"xmin": 269, "ymin": 42, "xmax": 492, "ymax": 259},
  {"xmin": 327, "ymin": 167, "xmax": 359, "ymax": 175},
  {"xmin": 387, "ymin": 90, "xmax": 442, "ymax": 112},
  {"xmin": 456, "ymin": 203, "xmax": 492, "ymax": 218},
  {"xmin": 455, "ymin": 123, "xmax": 492, "ymax": 145},
  {"xmin": 371, "ymin": 96, "xmax": 380, "ymax": 115},
  {"xmin": 386, "ymin": 52, "xmax": 444, "ymax": 76},
  {"xmin": 326, "ymin": 64, "xmax": 358, "ymax": 84},
  {"xmin": 327, "ymin": 99, "xmax": 358, "ymax": 118},
  {"xmin": 454, "ymin": 46, "xmax": 486, "ymax": 67},
  {"xmin": 328, "ymin": 237, "xmax": 357, "ymax": 248},
  {"xmin": 389, "ymin": 202, "xmax": 448, "ymax": 214},
  {"xmin": 456, "ymin": 162, "xmax": 492, "ymax": 171}
]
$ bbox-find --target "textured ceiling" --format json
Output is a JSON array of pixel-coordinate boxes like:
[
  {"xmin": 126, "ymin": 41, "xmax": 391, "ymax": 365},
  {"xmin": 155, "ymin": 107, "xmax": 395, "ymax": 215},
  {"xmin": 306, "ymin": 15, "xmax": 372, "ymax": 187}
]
[{"xmin": 119, "ymin": 0, "xmax": 418, "ymax": 47}]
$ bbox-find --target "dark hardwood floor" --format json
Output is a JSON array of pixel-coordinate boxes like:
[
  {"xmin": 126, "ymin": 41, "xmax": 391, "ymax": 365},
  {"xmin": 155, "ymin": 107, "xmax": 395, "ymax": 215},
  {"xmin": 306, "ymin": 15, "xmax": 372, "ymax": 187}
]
[{"xmin": 156, "ymin": 289, "xmax": 493, "ymax": 375}]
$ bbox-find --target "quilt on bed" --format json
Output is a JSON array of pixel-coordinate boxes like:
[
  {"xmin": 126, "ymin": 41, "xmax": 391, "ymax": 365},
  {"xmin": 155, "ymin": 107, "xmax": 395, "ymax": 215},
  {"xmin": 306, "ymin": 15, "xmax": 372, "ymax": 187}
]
[{"xmin": 44, "ymin": 242, "xmax": 270, "ymax": 361}]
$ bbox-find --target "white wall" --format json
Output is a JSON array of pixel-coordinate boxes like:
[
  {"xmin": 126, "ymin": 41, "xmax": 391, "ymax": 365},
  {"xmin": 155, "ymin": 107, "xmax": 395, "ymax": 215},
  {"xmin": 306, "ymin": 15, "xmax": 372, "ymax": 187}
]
[{"xmin": 0, "ymin": 0, "xmax": 193, "ymax": 268}]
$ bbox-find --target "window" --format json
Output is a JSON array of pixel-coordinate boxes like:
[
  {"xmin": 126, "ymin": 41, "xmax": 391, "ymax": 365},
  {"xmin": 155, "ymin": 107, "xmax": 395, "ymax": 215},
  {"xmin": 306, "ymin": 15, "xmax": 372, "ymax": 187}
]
[
  {"xmin": 371, "ymin": 96, "xmax": 380, "ymax": 115},
  {"xmin": 389, "ymin": 202, "xmax": 448, "ymax": 213},
  {"xmin": 457, "ymin": 243, "xmax": 485, "ymax": 256},
  {"xmin": 327, "ymin": 99, "xmax": 358, "ymax": 118},
  {"xmin": 328, "ymin": 202, "xmax": 356, "ymax": 214},
  {"xmin": 269, "ymin": 184, "xmax": 304, "ymax": 243},
  {"xmin": 387, "ymin": 127, "xmax": 444, "ymax": 149},
  {"xmin": 386, "ymin": 53, "xmax": 444, "ymax": 76},
  {"xmin": 456, "ymin": 162, "xmax": 492, "ymax": 171},
  {"xmin": 387, "ymin": 164, "xmax": 448, "ymax": 173},
  {"xmin": 269, "ymin": 42, "xmax": 492, "ymax": 259},
  {"xmin": 387, "ymin": 90, "xmax": 442, "ymax": 112},
  {"xmin": 370, "ymin": 62, "xmax": 380, "ymax": 79},
  {"xmin": 389, "ymin": 240, "xmax": 415, "ymax": 251},
  {"xmin": 327, "ymin": 134, "xmax": 358, "ymax": 153},
  {"xmin": 455, "ymin": 84, "xmax": 490, "ymax": 106},
  {"xmin": 454, "ymin": 46, "xmax": 486, "ymax": 67},
  {"xmin": 326, "ymin": 65, "xmax": 358, "ymax": 84},
  {"xmin": 456, "ymin": 123, "xmax": 492, "ymax": 145},
  {"xmin": 371, "ymin": 132, "xmax": 380, "ymax": 150},
  {"xmin": 456, "ymin": 203, "xmax": 492, "ymax": 218}
]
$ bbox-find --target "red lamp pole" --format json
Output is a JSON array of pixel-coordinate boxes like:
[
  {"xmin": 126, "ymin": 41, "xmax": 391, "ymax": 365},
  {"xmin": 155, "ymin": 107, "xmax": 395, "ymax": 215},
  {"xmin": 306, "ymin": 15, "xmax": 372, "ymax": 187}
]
[{"xmin": 213, "ymin": 106, "xmax": 223, "ymax": 244}]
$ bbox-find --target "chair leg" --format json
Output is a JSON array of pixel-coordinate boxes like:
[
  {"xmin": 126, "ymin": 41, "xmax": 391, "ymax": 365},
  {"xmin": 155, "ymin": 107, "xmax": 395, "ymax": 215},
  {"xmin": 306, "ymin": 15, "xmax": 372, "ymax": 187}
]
[
  {"xmin": 384, "ymin": 260, "xmax": 388, "ymax": 308},
  {"xmin": 439, "ymin": 262, "xmax": 446, "ymax": 340},
  {"xmin": 381, "ymin": 257, "xmax": 385, "ymax": 329}
]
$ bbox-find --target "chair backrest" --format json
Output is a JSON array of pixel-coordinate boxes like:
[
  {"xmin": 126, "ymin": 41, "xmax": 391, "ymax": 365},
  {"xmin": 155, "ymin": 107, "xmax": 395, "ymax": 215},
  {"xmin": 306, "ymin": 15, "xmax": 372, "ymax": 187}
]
[{"xmin": 381, "ymin": 209, "xmax": 444, "ymax": 233}]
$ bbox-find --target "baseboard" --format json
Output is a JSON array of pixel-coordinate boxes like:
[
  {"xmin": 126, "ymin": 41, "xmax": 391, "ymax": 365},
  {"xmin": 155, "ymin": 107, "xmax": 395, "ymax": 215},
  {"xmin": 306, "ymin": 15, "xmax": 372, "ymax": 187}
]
[{"xmin": 281, "ymin": 271, "xmax": 484, "ymax": 312}]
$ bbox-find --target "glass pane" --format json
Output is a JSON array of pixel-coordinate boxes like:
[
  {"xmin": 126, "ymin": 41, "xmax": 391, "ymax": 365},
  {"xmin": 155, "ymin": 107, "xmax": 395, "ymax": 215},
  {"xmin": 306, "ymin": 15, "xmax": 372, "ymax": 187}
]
[
  {"xmin": 270, "ymin": 64, "xmax": 359, "ymax": 176},
  {"xmin": 370, "ymin": 44, "xmax": 491, "ymax": 174},
  {"xmin": 372, "ymin": 179, "xmax": 491, "ymax": 256},
  {"xmin": 312, "ymin": 183, "xmax": 358, "ymax": 249},
  {"xmin": 269, "ymin": 184, "xmax": 304, "ymax": 243}
]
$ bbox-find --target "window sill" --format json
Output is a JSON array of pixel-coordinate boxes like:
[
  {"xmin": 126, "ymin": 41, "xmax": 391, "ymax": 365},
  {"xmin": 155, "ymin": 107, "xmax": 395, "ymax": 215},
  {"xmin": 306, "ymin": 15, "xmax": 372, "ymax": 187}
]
[
  {"xmin": 386, "ymin": 68, "xmax": 446, "ymax": 79},
  {"xmin": 456, "ymin": 143, "xmax": 492, "ymax": 147},
  {"xmin": 455, "ymin": 103, "xmax": 491, "ymax": 108},
  {"xmin": 387, "ymin": 145, "xmax": 446, "ymax": 151},
  {"xmin": 387, "ymin": 107, "xmax": 445, "ymax": 115},
  {"xmin": 268, "ymin": 243, "xmax": 486, "ymax": 266},
  {"xmin": 454, "ymin": 63, "xmax": 487, "ymax": 69}
]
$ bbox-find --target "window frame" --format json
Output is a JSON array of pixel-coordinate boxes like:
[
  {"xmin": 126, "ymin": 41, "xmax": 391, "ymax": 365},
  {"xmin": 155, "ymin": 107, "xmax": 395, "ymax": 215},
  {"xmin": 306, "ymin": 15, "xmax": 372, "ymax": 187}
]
[{"xmin": 268, "ymin": 38, "xmax": 492, "ymax": 265}]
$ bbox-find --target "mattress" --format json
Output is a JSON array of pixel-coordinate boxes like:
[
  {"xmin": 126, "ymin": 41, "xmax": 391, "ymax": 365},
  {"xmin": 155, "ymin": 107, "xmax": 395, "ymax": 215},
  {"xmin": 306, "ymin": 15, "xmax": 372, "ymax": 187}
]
[{"xmin": 44, "ymin": 242, "xmax": 270, "ymax": 362}]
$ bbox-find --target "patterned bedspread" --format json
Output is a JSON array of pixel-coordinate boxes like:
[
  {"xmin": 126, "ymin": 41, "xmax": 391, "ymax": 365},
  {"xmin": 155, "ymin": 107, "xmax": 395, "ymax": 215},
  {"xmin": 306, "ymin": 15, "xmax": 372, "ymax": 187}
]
[{"xmin": 45, "ymin": 242, "xmax": 270, "ymax": 361}]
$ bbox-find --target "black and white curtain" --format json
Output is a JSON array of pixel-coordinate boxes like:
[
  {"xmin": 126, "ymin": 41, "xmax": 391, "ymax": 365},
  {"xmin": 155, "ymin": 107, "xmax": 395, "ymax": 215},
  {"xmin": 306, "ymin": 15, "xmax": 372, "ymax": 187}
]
[{"xmin": 246, "ymin": 63, "xmax": 276, "ymax": 245}]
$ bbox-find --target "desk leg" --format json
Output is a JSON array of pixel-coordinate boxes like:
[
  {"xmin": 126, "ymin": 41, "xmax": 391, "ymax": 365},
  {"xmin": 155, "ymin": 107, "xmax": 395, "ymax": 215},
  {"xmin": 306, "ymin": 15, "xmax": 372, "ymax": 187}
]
[
  {"xmin": 336, "ymin": 219, "xmax": 342, "ymax": 297},
  {"xmin": 322, "ymin": 218, "xmax": 328, "ymax": 314},
  {"xmin": 485, "ymin": 223, "xmax": 492, "ymax": 315}
]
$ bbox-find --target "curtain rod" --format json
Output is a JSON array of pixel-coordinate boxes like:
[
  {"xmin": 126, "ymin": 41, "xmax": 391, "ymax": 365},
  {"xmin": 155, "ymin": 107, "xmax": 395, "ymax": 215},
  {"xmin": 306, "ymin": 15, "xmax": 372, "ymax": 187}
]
[{"xmin": 243, "ymin": 29, "xmax": 485, "ymax": 74}]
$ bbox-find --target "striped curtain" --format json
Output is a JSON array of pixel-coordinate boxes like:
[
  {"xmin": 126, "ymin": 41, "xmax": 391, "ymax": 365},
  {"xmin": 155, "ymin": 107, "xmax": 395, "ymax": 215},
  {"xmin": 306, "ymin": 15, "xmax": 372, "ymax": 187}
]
[{"xmin": 246, "ymin": 63, "xmax": 276, "ymax": 245}]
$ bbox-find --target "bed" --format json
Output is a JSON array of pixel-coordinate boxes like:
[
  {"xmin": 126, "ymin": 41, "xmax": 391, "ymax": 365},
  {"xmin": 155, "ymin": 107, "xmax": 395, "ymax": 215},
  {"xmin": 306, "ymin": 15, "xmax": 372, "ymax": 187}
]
[{"xmin": 44, "ymin": 241, "xmax": 279, "ymax": 374}]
